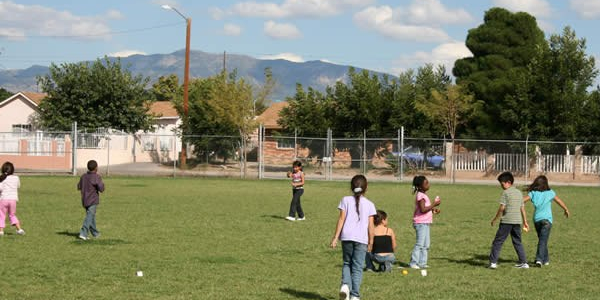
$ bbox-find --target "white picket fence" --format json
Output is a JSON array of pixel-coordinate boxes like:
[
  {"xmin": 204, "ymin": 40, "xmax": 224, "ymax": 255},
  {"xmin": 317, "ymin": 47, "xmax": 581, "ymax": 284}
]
[
  {"xmin": 454, "ymin": 152, "xmax": 487, "ymax": 171},
  {"xmin": 454, "ymin": 152, "xmax": 600, "ymax": 174},
  {"xmin": 582, "ymin": 156, "xmax": 600, "ymax": 174}
]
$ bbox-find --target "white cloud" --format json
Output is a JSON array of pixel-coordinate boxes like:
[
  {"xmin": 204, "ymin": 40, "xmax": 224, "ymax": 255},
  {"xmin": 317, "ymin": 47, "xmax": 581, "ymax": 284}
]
[
  {"xmin": 353, "ymin": 6, "xmax": 450, "ymax": 42},
  {"xmin": 569, "ymin": 0, "xmax": 600, "ymax": 19},
  {"xmin": 260, "ymin": 53, "xmax": 304, "ymax": 62},
  {"xmin": 211, "ymin": 0, "xmax": 375, "ymax": 19},
  {"xmin": 108, "ymin": 50, "xmax": 147, "ymax": 57},
  {"xmin": 264, "ymin": 21, "xmax": 302, "ymax": 39},
  {"xmin": 393, "ymin": 0, "xmax": 474, "ymax": 25},
  {"xmin": 0, "ymin": 27, "xmax": 26, "ymax": 41},
  {"xmin": 492, "ymin": 0, "xmax": 553, "ymax": 18},
  {"xmin": 105, "ymin": 9, "xmax": 124, "ymax": 20},
  {"xmin": 0, "ymin": 1, "xmax": 113, "ymax": 40},
  {"xmin": 391, "ymin": 42, "xmax": 472, "ymax": 74},
  {"xmin": 222, "ymin": 23, "xmax": 242, "ymax": 36}
]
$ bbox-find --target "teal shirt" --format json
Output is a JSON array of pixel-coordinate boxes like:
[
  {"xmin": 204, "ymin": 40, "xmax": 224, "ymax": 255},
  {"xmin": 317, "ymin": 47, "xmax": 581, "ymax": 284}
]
[
  {"xmin": 500, "ymin": 186, "xmax": 524, "ymax": 224},
  {"xmin": 528, "ymin": 190, "xmax": 556, "ymax": 223}
]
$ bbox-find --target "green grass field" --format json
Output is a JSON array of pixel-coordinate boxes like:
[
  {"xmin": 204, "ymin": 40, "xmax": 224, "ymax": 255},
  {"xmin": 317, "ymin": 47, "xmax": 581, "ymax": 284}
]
[{"xmin": 1, "ymin": 176, "xmax": 599, "ymax": 300}]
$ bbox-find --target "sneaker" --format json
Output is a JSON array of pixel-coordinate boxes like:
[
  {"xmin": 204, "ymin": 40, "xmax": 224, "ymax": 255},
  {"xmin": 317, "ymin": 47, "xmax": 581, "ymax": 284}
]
[
  {"xmin": 78, "ymin": 235, "xmax": 88, "ymax": 240},
  {"xmin": 0, "ymin": 231, "xmax": 4, "ymax": 236},
  {"xmin": 350, "ymin": 297, "xmax": 360, "ymax": 300},
  {"xmin": 515, "ymin": 263, "xmax": 529, "ymax": 269},
  {"xmin": 409, "ymin": 264, "xmax": 421, "ymax": 269},
  {"xmin": 535, "ymin": 261, "xmax": 543, "ymax": 267},
  {"xmin": 297, "ymin": 217, "xmax": 306, "ymax": 221},
  {"xmin": 16, "ymin": 229, "xmax": 25, "ymax": 235},
  {"xmin": 285, "ymin": 216, "xmax": 296, "ymax": 221},
  {"xmin": 543, "ymin": 262, "xmax": 550, "ymax": 266},
  {"xmin": 339, "ymin": 284, "xmax": 349, "ymax": 300},
  {"xmin": 488, "ymin": 263, "xmax": 497, "ymax": 269}
]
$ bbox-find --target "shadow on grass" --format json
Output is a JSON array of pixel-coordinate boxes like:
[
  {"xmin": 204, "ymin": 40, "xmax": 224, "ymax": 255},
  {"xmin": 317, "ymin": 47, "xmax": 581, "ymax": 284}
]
[
  {"xmin": 280, "ymin": 288, "xmax": 331, "ymax": 300},
  {"xmin": 56, "ymin": 230, "xmax": 79, "ymax": 237},
  {"xmin": 262, "ymin": 214, "xmax": 286, "ymax": 220},
  {"xmin": 58, "ymin": 231, "xmax": 130, "ymax": 246},
  {"xmin": 70, "ymin": 239, "xmax": 131, "ymax": 246},
  {"xmin": 437, "ymin": 254, "xmax": 514, "ymax": 266}
]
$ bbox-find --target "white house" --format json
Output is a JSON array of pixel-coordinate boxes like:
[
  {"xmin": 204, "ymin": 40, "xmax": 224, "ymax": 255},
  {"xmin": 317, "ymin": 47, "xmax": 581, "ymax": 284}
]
[{"xmin": 0, "ymin": 91, "xmax": 46, "ymax": 133}]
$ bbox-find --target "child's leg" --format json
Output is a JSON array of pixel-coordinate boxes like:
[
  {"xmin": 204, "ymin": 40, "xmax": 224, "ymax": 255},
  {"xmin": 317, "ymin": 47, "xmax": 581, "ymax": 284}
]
[
  {"xmin": 288, "ymin": 190, "xmax": 298, "ymax": 218},
  {"xmin": 89, "ymin": 205, "xmax": 100, "ymax": 237},
  {"xmin": 295, "ymin": 189, "xmax": 304, "ymax": 218},
  {"xmin": 0, "ymin": 201, "xmax": 7, "ymax": 233},
  {"xmin": 535, "ymin": 220, "xmax": 552, "ymax": 263},
  {"xmin": 364, "ymin": 252, "xmax": 376, "ymax": 271},
  {"xmin": 349, "ymin": 242, "xmax": 367, "ymax": 298},
  {"xmin": 489, "ymin": 224, "xmax": 511, "ymax": 263},
  {"xmin": 410, "ymin": 223, "xmax": 427, "ymax": 267},
  {"xmin": 7, "ymin": 201, "xmax": 21, "ymax": 230},
  {"xmin": 509, "ymin": 224, "xmax": 527, "ymax": 264},
  {"xmin": 80, "ymin": 205, "xmax": 97, "ymax": 237},
  {"xmin": 420, "ymin": 224, "xmax": 431, "ymax": 267},
  {"xmin": 341, "ymin": 241, "xmax": 354, "ymax": 291}
]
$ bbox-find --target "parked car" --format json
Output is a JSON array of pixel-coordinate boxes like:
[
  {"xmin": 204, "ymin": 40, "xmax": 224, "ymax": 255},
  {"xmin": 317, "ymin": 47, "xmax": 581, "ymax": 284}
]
[{"xmin": 392, "ymin": 146, "xmax": 445, "ymax": 169}]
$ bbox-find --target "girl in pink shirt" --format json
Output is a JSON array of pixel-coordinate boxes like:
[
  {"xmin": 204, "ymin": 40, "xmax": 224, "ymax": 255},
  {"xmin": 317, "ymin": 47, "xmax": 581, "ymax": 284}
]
[
  {"xmin": 0, "ymin": 162, "xmax": 25, "ymax": 236},
  {"xmin": 409, "ymin": 176, "xmax": 440, "ymax": 269}
]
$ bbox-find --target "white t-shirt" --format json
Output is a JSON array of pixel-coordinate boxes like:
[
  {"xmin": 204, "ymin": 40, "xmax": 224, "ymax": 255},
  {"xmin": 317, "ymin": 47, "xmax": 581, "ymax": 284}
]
[{"xmin": 0, "ymin": 175, "xmax": 20, "ymax": 201}]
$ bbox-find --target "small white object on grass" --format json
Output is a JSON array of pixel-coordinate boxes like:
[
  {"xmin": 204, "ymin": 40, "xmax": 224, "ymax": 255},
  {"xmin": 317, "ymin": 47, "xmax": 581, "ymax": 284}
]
[
  {"xmin": 421, "ymin": 269, "xmax": 427, "ymax": 276},
  {"xmin": 136, "ymin": 271, "xmax": 144, "ymax": 277}
]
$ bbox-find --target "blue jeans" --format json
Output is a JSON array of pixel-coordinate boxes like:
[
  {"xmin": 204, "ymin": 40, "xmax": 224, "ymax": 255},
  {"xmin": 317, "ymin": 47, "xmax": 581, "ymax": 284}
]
[
  {"xmin": 410, "ymin": 223, "xmax": 430, "ymax": 267},
  {"xmin": 489, "ymin": 223, "xmax": 527, "ymax": 264},
  {"xmin": 341, "ymin": 241, "xmax": 367, "ymax": 298},
  {"xmin": 535, "ymin": 220, "xmax": 552, "ymax": 263},
  {"xmin": 80, "ymin": 204, "xmax": 99, "ymax": 238},
  {"xmin": 365, "ymin": 252, "xmax": 396, "ymax": 272}
]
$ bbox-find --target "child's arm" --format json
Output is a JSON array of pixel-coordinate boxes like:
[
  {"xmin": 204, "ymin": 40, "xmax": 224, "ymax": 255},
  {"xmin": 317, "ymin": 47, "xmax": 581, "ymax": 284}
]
[
  {"xmin": 367, "ymin": 215, "xmax": 375, "ymax": 252},
  {"xmin": 389, "ymin": 228, "xmax": 397, "ymax": 251},
  {"xmin": 523, "ymin": 195, "xmax": 531, "ymax": 203},
  {"xmin": 330, "ymin": 210, "xmax": 347, "ymax": 248},
  {"xmin": 491, "ymin": 204, "xmax": 505, "ymax": 226},
  {"xmin": 96, "ymin": 175, "xmax": 105, "ymax": 193},
  {"xmin": 418, "ymin": 196, "xmax": 441, "ymax": 213},
  {"xmin": 520, "ymin": 205, "xmax": 529, "ymax": 231},
  {"xmin": 554, "ymin": 196, "xmax": 570, "ymax": 218}
]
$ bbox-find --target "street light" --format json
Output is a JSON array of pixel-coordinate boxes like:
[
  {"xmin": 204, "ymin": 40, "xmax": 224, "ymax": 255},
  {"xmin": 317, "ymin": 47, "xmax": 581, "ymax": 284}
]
[{"xmin": 162, "ymin": 4, "xmax": 191, "ymax": 168}]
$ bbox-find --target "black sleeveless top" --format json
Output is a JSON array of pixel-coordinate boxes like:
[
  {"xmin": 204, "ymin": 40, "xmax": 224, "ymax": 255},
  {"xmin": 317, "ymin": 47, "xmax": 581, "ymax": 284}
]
[{"xmin": 371, "ymin": 229, "xmax": 393, "ymax": 253}]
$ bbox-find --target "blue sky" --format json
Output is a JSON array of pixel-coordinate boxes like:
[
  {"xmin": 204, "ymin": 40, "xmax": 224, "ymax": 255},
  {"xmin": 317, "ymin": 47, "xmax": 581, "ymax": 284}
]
[{"xmin": 1, "ymin": 0, "xmax": 600, "ymax": 77}]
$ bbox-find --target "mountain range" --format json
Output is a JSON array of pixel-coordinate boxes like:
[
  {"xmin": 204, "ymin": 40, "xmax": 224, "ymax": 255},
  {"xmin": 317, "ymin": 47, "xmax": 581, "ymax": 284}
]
[{"xmin": 0, "ymin": 50, "xmax": 389, "ymax": 100}]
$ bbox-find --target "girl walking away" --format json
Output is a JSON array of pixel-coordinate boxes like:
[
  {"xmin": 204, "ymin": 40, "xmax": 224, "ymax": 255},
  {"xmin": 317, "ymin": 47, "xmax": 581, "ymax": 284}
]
[
  {"xmin": 330, "ymin": 175, "xmax": 376, "ymax": 300},
  {"xmin": 409, "ymin": 175, "xmax": 441, "ymax": 269},
  {"xmin": 524, "ymin": 175, "xmax": 570, "ymax": 267},
  {"xmin": 0, "ymin": 162, "xmax": 25, "ymax": 236},
  {"xmin": 365, "ymin": 210, "xmax": 397, "ymax": 272},
  {"xmin": 286, "ymin": 160, "xmax": 305, "ymax": 221}
]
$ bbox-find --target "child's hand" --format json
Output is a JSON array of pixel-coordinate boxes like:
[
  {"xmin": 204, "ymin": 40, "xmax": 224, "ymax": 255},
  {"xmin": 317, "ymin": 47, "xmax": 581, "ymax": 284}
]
[
  {"xmin": 491, "ymin": 218, "xmax": 497, "ymax": 226},
  {"xmin": 523, "ymin": 222, "xmax": 530, "ymax": 232},
  {"xmin": 286, "ymin": 171, "xmax": 291, "ymax": 178},
  {"xmin": 564, "ymin": 209, "xmax": 570, "ymax": 218},
  {"xmin": 432, "ymin": 208, "xmax": 441, "ymax": 214},
  {"xmin": 434, "ymin": 196, "xmax": 441, "ymax": 206},
  {"xmin": 330, "ymin": 239, "xmax": 338, "ymax": 248}
]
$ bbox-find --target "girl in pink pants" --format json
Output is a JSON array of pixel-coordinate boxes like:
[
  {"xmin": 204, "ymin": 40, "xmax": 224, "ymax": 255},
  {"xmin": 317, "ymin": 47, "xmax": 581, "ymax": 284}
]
[{"xmin": 0, "ymin": 162, "xmax": 25, "ymax": 236}]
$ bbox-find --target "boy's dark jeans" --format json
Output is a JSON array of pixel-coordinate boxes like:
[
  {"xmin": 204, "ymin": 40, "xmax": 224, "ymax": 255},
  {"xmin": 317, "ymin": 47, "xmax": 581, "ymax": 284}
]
[
  {"xmin": 288, "ymin": 188, "xmax": 304, "ymax": 218},
  {"xmin": 535, "ymin": 219, "xmax": 552, "ymax": 263},
  {"xmin": 489, "ymin": 223, "xmax": 527, "ymax": 264}
]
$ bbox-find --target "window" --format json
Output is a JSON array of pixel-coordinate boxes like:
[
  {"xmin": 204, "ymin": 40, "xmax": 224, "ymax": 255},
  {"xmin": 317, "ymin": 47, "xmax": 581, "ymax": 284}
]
[
  {"xmin": 276, "ymin": 138, "xmax": 295, "ymax": 149},
  {"xmin": 12, "ymin": 124, "xmax": 32, "ymax": 133}
]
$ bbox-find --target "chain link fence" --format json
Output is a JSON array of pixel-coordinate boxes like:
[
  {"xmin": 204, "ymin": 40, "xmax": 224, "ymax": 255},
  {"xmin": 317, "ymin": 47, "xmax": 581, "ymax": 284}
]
[{"xmin": 2, "ymin": 124, "xmax": 599, "ymax": 184}]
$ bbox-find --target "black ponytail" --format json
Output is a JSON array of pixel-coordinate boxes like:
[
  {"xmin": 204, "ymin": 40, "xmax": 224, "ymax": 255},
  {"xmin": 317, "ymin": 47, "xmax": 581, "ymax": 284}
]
[
  {"xmin": 351, "ymin": 175, "xmax": 368, "ymax": 220},
  {"xmin": 412, "ymin": 175, "xmax": 427, "ymax": 194},
  {"xmin": 0, "ymin": 162, "xmax": 15, "ymax": 183}
]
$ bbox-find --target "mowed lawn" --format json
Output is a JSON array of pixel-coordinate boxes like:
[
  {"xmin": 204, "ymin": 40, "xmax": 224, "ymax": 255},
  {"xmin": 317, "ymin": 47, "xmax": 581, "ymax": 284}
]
[{"xmin": 1, "ymin": 176, "xmax": 599, "ymax": 300}]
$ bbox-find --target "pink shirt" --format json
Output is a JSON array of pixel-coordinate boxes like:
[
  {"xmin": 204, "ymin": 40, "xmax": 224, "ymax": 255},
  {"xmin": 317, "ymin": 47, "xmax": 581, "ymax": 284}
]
[{"xmin": 412, "ymin": 191, "xmax": 433, "ymax": 224}]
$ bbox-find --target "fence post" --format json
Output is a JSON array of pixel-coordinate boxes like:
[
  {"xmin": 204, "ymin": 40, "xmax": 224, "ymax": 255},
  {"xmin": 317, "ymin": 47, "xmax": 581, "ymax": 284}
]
[
  {"xmin": 72, "ymin": 122, "xmax": 77, "ymax": 176},
  {"xmin": 294, "ymin": 128, "xmax": 298, "ymax": 160},
  {"xmin": 173, "ymin": 132, "xmax": 177, "ymax": 178},
  {"xmin": 525, "ymin": 135, "xmax": 529, "ymax": 181},
  {"xmin": 400, "ymin": 126, "xmax": 404, "ymax": 182},
  {"xmin": 363, "ymin": 129, "xmax": 367, "ymax": 175},
  {"xmin": 327, "ymin": 128, "xmax": 332, "ymax": 181},
  {"xmin": 106, "ymin": 134, "xmax": 111, "ymax": 177}
]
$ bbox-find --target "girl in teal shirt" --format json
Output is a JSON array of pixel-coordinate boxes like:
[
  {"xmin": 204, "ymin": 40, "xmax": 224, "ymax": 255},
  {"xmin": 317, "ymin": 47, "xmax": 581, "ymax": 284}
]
[{"xmin": 524, "ymin": 175, "xmax": 570, "ymax": 267}]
